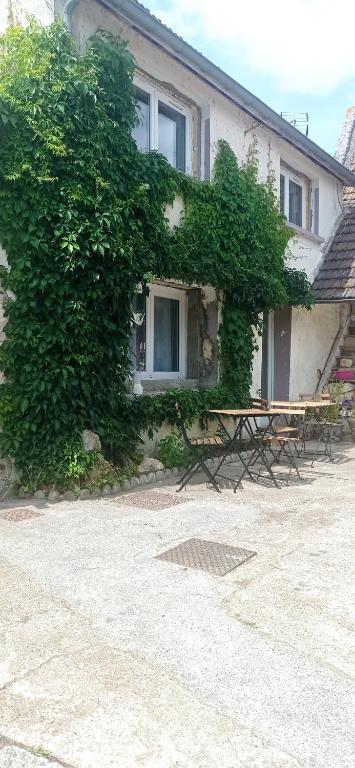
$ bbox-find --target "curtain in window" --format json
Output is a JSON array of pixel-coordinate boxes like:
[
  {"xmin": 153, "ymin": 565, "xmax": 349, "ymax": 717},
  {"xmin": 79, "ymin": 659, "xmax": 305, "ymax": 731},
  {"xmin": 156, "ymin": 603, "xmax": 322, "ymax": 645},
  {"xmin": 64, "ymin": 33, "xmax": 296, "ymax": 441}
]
[
  {"xmin": 154, "ymin": 297, "xmax": 179, "ymax": 372},
  {"xmin": 289, "ymin": 180, "xmax": 302, "ymax": 227}
]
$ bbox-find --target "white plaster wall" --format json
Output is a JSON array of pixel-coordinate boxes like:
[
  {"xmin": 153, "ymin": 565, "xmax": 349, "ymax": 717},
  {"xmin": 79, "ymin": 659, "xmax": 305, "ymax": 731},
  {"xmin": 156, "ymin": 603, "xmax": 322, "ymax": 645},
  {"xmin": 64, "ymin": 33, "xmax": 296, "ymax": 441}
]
[
  {"xmin": 286, "ymin": 234, "xmax": 322, "ymax": 282},
  {"xmin": 1, "ymin": 0, "xmax": 346, "ymax": 409},
  {"xmin": 289, "ymin": 304, "xmax": 343, "ymax": 399},
  {"xmin": 0, "ymin": 0, "xmax": 54, "ymax": 31}
]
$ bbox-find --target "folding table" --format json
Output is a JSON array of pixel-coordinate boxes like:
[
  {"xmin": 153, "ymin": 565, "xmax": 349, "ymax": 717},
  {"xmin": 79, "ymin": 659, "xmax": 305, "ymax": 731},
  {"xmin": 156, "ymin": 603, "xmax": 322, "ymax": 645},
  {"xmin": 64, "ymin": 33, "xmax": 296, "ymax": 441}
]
[
  {"xmin": 270, "ymin": 400, "xmax": 335, "ymax": 461},
  {"xmin": 208, "ymin": 408, "xmax": 304, "ymax": 489}
]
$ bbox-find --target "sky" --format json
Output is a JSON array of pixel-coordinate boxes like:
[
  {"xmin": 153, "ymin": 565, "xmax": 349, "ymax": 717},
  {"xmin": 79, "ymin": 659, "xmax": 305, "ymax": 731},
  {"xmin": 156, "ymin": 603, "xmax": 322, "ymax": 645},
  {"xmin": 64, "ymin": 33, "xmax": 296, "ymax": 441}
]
[{"xmin": 144, "ymin": 0, "xmax": 355, "ymax": 156}]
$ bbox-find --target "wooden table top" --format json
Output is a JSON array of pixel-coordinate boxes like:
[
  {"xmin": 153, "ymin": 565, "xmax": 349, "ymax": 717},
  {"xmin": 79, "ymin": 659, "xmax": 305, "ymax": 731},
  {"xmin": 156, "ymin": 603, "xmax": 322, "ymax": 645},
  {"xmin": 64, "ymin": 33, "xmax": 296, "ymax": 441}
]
[
  {"xmin": 271, "ymin": 401, "xmax": 330, "ymax": 409},
  {"xmin": 208, "ymin": 408, "xmax": 305, "ymax": 417}
]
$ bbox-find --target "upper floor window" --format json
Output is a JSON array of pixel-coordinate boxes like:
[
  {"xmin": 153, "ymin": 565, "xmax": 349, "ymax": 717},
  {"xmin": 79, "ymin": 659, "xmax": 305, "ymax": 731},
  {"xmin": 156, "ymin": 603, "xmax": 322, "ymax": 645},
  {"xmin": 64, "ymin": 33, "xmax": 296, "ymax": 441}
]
[
  {"xmin": 280, "ymin": 168, "xmax": 305, "ymax": 228},
  {"xmin": 132, "ymin": 79, "xmax": 190, "ymax": 173}
]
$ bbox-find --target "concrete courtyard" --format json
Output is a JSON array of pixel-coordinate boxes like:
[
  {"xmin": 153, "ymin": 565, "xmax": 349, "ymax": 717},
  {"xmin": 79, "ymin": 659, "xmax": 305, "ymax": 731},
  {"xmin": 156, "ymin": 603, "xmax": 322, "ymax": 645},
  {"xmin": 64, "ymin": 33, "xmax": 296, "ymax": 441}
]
[{"xmin": 0, "ymin": 444, "xmax": 354, "ymax": 768}]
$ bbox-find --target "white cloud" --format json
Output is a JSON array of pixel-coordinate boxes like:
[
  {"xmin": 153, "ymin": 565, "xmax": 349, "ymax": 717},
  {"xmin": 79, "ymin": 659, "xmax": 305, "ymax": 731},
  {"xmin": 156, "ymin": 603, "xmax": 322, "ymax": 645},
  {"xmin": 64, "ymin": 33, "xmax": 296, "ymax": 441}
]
[{"xmin": 148, "ymin": 0, "xmax": 355, "ymax": 95}]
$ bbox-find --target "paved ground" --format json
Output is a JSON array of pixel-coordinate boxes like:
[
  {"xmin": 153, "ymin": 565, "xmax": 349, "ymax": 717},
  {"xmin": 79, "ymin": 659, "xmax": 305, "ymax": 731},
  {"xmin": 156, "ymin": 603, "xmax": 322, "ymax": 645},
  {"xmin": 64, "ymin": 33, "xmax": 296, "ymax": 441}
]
[{"xmin": 0, "ymin": 444, "xmax": 354, "ymax": 768}]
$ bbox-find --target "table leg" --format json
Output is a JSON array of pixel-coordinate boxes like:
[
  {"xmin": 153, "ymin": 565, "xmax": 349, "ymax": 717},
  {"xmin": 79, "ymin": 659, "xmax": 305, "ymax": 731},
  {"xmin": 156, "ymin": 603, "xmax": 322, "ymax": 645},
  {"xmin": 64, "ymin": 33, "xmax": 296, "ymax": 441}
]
[{"xmin": 234, "ymin": 416, "xmax": 279, "ymax": 490}]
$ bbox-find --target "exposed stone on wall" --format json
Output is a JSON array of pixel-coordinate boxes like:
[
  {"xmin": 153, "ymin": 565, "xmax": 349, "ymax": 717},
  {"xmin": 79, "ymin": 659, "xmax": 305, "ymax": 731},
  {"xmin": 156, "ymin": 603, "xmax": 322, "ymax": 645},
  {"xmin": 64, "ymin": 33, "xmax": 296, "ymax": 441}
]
[
  {"xmin": 0, "ymin": 0, "xmax": 54, "ymax": 33},
  {"xmin": 200, "ymin": 287, "xmax": 218, "ymax": 386}
]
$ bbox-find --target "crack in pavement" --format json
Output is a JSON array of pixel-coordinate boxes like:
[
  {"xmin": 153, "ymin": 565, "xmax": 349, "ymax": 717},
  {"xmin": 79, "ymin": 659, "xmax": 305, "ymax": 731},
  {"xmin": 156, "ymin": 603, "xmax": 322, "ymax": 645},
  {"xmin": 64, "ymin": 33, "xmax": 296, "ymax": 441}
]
[
  {"xmin": 0, "ymin": 734, "xmax": 77, "ymax": 768},
  {"xmin": 0, "ymin": 646, "xmax": 91, "ymax": 692}
]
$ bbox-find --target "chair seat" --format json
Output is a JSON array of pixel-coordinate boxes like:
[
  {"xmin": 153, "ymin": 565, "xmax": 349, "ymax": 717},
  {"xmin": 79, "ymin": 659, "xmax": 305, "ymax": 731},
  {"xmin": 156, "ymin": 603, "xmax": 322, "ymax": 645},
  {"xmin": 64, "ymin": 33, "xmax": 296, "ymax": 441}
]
[
  {"xmin": 272, "ymin": 426, "xmax": 299, "ymax": 434},
  {"xmin": 264, "ymin": 435, "xmax": 299, "ymax": 445},
  {"xmin": 190, "ymin": 436, "xmax": 224, "ymax": 446}
]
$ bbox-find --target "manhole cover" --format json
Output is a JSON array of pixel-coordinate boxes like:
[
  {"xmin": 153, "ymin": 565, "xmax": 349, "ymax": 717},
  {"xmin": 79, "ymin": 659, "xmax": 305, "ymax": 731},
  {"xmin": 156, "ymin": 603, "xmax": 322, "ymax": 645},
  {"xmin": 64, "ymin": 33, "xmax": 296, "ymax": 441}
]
[
  {"xmin": 115, "ymin": 490, "xmax": 190, "ymax": 510},
  {"xmin": 156, "ymin": 538, "xmax": 257, "ymax": 576},
  {"xmin": 0, "ymin": 507, "xmax": 43, "ymax": 521}
]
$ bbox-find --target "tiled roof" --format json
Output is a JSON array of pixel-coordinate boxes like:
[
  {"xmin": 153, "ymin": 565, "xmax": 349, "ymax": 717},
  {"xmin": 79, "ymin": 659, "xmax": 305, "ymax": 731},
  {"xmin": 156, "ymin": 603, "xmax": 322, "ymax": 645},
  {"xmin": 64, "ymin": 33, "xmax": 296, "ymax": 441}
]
[
  {"xmin": 313, "ymin": 107, "xmax": 355, "ymax": 301},
  {"xmin": 313, "ymin": 210, "xmax": 355, "ymax": 301}
]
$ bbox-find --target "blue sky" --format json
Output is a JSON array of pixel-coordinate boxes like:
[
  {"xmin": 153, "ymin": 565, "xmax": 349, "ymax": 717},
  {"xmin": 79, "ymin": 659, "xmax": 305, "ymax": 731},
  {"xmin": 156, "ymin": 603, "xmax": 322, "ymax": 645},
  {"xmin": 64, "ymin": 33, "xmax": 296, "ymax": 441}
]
[{"xmin": 144, "ymin": 0, "xmax": 355, "ymax": 156}]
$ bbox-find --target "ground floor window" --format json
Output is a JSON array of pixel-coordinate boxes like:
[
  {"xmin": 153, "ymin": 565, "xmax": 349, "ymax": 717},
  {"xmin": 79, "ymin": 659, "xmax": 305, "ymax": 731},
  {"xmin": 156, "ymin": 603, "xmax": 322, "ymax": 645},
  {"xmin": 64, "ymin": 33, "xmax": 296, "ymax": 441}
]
[{"xmin": 133, "ymin": 284, "xmax": 187, "ymax": 379}]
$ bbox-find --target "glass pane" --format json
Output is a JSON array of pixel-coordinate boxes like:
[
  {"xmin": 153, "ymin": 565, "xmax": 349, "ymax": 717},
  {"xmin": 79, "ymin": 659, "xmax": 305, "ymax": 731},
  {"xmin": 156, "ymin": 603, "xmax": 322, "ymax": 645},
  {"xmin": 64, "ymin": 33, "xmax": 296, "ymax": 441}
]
[
  {"xmin": 158, "ymin": 102, "xmax": 186, "ymax": 171},
  {"xmin": 133, "ymin": 293, "xmax": 146, "ymax": 371},
  {"xmin": 280, "ymin": 174, "xmax": 285, "ymax": 215},
  {"xmin": 289, "ymin": 180, "xmax": 302, "ymax": 227},
  {"xmin": 132, "ymin": 89, "xmax": 150, "ymax": 152},
  {"xmin": 154, "ymin": 296, "xmax": 179, "ymax": 372}
]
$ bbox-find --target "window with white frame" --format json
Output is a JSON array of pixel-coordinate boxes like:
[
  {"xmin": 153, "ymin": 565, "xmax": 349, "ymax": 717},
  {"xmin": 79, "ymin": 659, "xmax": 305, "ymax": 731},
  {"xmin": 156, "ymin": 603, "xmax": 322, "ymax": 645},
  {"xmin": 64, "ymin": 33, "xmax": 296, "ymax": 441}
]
[
  {"xmin": 280, "ymin": 167, "xmax": 306, "ymax": 228},
  {"xmin": 133, "ymin": 285, "xmax": 187, "ymax": 379},
  {"xmin": 132, "ymin": 79, "xmax": 190, "ymax": 173}
]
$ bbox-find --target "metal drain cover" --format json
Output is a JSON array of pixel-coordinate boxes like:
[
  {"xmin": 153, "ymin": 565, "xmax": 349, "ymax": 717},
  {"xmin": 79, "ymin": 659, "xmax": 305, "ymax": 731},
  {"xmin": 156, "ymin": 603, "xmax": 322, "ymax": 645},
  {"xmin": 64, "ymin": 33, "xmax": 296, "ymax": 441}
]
[
  {"xmin": 0, "ymin": 507, "xmax": 43, "ymax": 521},
  {"xmin": 115, "ymin": 490, "xmax": 189, "ymax": 510},
  {"xmin": 156, "ymin": 538, "xmax": 256, "ymax": 576}
]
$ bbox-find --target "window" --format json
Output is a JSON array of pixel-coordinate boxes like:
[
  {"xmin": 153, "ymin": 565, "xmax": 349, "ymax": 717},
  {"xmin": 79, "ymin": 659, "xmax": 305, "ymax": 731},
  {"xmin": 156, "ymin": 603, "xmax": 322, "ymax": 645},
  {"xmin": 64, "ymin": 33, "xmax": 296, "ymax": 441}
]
[
  {"xmin": 158, "ymin": 102, "xmax": 186, "ymax": 171},
  {"xmin": 132, "ymin": 80, "xmax": 190, "ymax": 173},
  {"xmin": 280, "ymin": 168, "xmax": 305, "ymax": 228},
  {"xmin": 133, "ymin": 285, "xmax": 186, "ymax": 379}
]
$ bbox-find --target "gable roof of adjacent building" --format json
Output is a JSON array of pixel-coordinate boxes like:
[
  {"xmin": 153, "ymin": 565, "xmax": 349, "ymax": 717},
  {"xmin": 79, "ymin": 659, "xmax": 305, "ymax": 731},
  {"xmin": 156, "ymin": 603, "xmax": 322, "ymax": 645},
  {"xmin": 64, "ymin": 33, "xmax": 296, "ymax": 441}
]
[
  {"xmin": 313, "ymin": 107, "xmax": 355, "ymax": 302},
  {"xmin": 102, "ymin": 0, "xmax": 355, "ymax": 185},
  {"xmin": 313, "ymin": 210, "xmax": 355, "ymax": 301}
]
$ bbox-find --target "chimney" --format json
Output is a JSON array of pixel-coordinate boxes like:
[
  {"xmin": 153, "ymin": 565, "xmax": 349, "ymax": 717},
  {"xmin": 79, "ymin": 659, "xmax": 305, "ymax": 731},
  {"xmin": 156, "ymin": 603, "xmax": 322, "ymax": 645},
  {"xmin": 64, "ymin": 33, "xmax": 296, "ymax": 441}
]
[{"xmin": 335, "ymin": 106, "xmax": 355, "ymax": 171}]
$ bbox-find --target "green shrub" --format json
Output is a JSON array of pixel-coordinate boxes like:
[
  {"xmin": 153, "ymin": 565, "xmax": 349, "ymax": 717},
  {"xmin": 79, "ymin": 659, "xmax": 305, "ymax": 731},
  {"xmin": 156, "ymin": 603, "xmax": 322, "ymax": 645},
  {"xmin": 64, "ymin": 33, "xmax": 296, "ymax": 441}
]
[{"xmin": 155, "ymin": 431, "xmax": 191, "ymax": 469}]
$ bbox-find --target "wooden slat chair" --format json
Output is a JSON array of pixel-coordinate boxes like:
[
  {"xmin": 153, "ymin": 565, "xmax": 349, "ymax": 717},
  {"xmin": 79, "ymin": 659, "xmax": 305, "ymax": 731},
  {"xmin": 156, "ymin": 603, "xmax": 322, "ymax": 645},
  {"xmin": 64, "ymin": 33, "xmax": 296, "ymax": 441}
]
[
  {"xmin": 260, "ymin": 433, "xmax": 301, "ymax": 482},
  {"xmin": 250, "ymin": 402, "xmax": 300, "ymax": 480},
  {"xmin": 269, "ymin": 400, "xmax": 307, "ymax": 443},
  {"xmin": 255, "ymin": 400, "xmax": 301, "ymax": 438},
  {"xmin": 250, "ymin": 397, "xmax": 268, "ymax": 409},
  {"xmin": 299, "ymin": 393, "xmax": 331, "ymax": 401},
  {"xmin": 175, "ymin": 403, "xmax": 230, "ymax": 493}
]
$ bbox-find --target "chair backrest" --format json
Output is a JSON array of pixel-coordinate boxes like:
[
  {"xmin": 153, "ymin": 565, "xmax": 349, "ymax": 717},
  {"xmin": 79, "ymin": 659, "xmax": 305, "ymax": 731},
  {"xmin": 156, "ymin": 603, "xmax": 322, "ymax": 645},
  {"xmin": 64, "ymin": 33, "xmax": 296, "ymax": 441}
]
[
  {"xmin": 250, "ymin": 397, "xmax": 268, "ymax": 410},
  {"xmin": 270, "ymin": 401, "xmax": 305, "ymax": 411},
  {"xmin": 299, "ymin": 393, "xmax": 331, "ymax": 401}
]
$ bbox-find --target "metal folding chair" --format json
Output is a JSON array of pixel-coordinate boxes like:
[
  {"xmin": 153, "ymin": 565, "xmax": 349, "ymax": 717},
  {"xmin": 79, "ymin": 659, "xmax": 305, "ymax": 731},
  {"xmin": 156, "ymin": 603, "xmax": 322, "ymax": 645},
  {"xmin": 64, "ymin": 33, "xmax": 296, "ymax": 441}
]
[
  {"xmin": 261, "ymin": 434, "xmax": 301, "ymax": 482},
  {"xmin": 175, "ymin": 403, "xmax": 230, "ymax": 492}
]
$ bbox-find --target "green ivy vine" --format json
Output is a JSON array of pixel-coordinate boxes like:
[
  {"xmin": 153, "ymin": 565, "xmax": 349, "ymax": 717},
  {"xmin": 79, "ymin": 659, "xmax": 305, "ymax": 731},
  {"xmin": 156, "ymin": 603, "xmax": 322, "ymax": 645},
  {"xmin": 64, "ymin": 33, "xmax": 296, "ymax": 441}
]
[{"xmin": 0, "ymin": 20, "xmax": 313, "ymax": 487}]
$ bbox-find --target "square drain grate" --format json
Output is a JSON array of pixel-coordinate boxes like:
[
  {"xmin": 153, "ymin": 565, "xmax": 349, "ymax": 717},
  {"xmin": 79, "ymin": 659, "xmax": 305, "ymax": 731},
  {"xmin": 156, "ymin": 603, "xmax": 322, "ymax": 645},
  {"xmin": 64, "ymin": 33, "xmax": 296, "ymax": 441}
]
[
  {"xmin": 0, "ymin": 506, "xmax": 43, "ymax": 522},
  {"xmin": 156, "ymin": 538, "xmax": 256, "ymax": 576},
  {"xmin": 115, "ymin": 490, "xmax": 190, "ymax": 510}
]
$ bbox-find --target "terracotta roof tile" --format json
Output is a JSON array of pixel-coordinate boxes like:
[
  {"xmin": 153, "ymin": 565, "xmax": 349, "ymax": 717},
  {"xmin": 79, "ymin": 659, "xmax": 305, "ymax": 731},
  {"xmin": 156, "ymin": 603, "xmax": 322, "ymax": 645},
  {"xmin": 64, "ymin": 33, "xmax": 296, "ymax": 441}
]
[{"xmin": 313, "ymin": 210, "xmax": 355, "ymax": 301}]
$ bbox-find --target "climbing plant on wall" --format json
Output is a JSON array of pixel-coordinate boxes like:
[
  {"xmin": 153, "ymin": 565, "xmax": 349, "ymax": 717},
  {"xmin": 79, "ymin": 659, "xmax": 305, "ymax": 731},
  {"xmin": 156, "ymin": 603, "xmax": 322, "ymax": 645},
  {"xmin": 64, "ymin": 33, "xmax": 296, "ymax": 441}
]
[{"xmin": 0, "ymin": 21, "xmax": 312, "ymax": 487}]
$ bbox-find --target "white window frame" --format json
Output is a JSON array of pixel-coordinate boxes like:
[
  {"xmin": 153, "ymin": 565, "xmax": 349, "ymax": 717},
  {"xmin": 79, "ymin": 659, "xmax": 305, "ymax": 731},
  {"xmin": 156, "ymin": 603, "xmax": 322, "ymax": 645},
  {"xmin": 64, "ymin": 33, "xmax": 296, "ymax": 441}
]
[
  {"xmin": 141, "ymin": 284, "xmax": 187, "ymax": 380},
  {"xmin": 133, "ymin": 75, "xmax": 192, "ymax": 174},
  {"xmin": 280, "ymin": 166, "xmax": 307, "ymax": 229}
]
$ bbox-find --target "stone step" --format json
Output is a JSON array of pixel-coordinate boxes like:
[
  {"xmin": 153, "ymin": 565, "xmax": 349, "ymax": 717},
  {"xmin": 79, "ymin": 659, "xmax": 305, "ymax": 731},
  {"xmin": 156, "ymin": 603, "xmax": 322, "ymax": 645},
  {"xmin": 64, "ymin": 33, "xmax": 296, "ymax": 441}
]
[{"xmin": 341, "ymin": 336, "xmax": 355, "ymax": 351}]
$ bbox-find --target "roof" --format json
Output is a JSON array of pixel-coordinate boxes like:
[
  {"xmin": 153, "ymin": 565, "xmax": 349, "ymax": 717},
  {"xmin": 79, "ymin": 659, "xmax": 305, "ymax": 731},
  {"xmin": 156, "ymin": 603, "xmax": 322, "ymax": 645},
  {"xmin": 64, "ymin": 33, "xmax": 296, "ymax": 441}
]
[
  {"xmin": 313, "ymin": 210, "xmax": 355, "ymax": 301},
  {"xmin": 105, "ymin": 0, "xmax": 355, "ymax": 186},
  {"xmin": 334, "ymin": 105, "xmax": 355, "ymax": 207},
  {"xmin": 313, "ymin": 107, "xmax": 355, "ymax": 302}
]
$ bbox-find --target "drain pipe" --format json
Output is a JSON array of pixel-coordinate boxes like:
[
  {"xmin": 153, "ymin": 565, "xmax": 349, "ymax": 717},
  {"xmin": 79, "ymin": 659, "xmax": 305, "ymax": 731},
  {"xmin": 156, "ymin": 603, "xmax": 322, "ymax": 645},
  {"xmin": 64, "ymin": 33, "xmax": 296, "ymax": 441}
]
[{"xmin": 63, "ymin": 0, "xmax": 80, "ymax": 33}]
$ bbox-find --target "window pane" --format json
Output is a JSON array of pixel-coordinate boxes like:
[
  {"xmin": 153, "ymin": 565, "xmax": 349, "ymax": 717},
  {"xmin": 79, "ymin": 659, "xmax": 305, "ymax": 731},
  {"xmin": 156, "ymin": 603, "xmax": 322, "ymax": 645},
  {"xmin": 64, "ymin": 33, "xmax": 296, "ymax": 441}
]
[
  {"xmin": 154, "ymin": 296, "xmax": 179, "ymax": 372},
  {"xmin": 280, "ymin": 174, "xmax": 285, "ymax": 215},
  {"xmin": 289, "ymin": 180, "xmax": 302, "ymax": 227},
  {"xmin": 158, "ymin": 102, "xmax": 186, "ymax": 171},
  {"xmin": 132, "ymin": 88, "xmax": 150, "ymax": 152},
  {"xmin": 133, "ymin": 293, "xmax": 146, "ymax": 371}
]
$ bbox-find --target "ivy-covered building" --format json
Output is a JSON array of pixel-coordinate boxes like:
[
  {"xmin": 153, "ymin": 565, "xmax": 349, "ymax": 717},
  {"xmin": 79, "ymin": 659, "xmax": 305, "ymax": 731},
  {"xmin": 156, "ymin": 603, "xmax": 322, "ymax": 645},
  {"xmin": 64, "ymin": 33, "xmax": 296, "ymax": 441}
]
[
  {"xmin": 52, "ymin": 1, "xmax": 355, "ymax": 397},
  {"xmin": 1, "ymin": 0, "xmax": 354, "ymax": 401}
]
